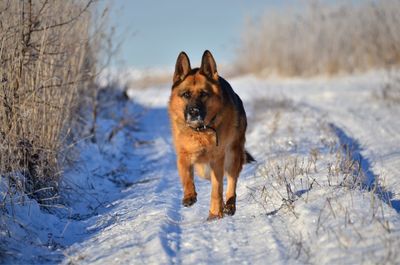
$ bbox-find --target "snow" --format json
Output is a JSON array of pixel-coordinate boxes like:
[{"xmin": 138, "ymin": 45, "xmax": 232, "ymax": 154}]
[{"xmin": 1, "ymin": 70, "xmax": 400, "ymax": 264}]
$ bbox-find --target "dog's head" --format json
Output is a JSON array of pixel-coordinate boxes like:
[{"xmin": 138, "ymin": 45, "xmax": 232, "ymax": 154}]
[{"xmin": 169, "ymin": 50, "xmax": 223, "ymax": 129}]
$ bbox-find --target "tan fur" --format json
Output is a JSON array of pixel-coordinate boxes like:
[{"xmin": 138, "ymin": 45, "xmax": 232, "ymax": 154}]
[
  {"xmin": 168, "ymin": 50, "xmax": 250, "ymax": 220},
  {"xmin": 195, "ymin": 163, "xmax": 211, "ymax": 180}
]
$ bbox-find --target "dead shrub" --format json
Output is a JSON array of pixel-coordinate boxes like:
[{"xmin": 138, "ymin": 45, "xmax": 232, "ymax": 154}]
[
  {"xmin": 235, "ymin": 0, "xmax": 400, "ymax": 77},
  {"xmin": 0, "ymin": 0, "xmax": 101, "ymax": 203}
]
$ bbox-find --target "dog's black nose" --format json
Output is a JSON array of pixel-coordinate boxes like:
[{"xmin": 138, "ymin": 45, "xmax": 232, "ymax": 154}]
[{"xmin": 189, "ymin": 107, "xmax": 200, "ymax": 117}]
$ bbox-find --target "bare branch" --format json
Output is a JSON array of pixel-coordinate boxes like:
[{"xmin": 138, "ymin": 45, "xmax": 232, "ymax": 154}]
[{"xmin": 32, "ymin": 0, "xmax": 94, "ymax": 32}]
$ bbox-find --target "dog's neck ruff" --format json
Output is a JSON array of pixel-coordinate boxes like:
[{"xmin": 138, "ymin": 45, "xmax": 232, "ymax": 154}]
[{"xmin": 189, "ymin": 115, "xmax": 219, "ymax": 146}]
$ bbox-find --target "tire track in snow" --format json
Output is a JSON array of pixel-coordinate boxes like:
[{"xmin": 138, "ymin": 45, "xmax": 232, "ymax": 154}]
[
  {"xmin": 275, "ymin": 77, "xmax": 400, "ymax": 214},
  {"xmin": 141, "ymin": 107, "xmax": 184, "ymax": 263},
  {"xmin": 329, "ymin": 123, "xmax": 400, "ymax": 213},
  {"xmin": 156, "ymin": 170, "xmax": 183, "ymax": 264}
]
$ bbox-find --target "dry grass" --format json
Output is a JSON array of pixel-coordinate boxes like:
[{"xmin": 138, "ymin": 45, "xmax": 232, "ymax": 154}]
[
  {"xmin": 0, "ymin": 0, "xmax": 102, "ymax": 202},
  {"xmin": 128, "ymin": 72, "xmax": 171, "ymax": 90},
  {"xmin": 235, "ymin": 0, "xmax": 400, "ymax": 77},
  {"xmin": 253, "ymin": 132, "xmax": 399, "ymax": 263}
]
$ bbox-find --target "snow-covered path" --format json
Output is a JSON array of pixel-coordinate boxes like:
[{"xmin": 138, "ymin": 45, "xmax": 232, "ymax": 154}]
[
  {"xmin": 62, "ymin": 71, "xmax": 400, "ymax": 264},
  {"xmin": 2, "ymin": 71, "xmax": 400, "ymax": 264},
  {"xmin": 63, "ymin": 98, "xmax": 294, "ymax": 265}
]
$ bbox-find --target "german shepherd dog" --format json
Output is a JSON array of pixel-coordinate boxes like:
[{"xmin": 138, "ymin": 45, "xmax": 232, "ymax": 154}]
[{"xmin": 168, "ymin": 50, "xmax": 254, "ymax": 220}]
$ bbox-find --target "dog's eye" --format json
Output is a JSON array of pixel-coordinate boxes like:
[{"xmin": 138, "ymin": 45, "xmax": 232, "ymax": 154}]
[
  {"xmin": 200, "ymin": 91, "xmax": 209, "ymax": 98},
  {"xmin": 181, "ymin": 91, "xmax": 191, "ymax": 99}
]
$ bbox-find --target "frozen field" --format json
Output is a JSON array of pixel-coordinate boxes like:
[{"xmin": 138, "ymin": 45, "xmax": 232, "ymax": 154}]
[{"xmin": 1, "ymin": 71, "xmax": 400, "ymax": 264}]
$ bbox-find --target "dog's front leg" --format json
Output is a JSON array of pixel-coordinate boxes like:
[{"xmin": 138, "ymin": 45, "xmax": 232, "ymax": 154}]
[
  {"xmin": 208, "ymin": 157, "xmax": 224, "ymax": 220},
  {"xmin": 177, "ymin": 154, "xmax": 197, "ymax": 207}
]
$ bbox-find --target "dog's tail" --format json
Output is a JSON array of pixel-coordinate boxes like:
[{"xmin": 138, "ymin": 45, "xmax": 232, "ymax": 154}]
[{"xmin": 245, "ymin": 150, "xmax": 256, "ymax": 164}]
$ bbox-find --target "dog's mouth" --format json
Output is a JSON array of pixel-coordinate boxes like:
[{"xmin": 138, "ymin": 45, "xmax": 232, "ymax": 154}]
[
  {"xmin": 186, "ymin": 119, "xmax": 206, "ymax": 130},
  {"xmin": 186, "ymin": 116, "xmax": 219, "ymax": 146},
  {"xmin": 186, "ymin": 114, "xmax": 217, "ymax": 131}
]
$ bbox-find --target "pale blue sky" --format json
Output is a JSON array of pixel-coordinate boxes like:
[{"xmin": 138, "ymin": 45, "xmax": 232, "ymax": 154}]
[{"xmin": 107, "ymin": 0, "xmax": 298, "ymax": 69}]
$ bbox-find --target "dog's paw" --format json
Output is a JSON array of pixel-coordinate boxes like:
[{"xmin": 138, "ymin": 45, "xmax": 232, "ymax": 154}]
[
  {"xmin": 223, "ymin": 204, "xmax": 236, "ymax": 216},
  {"xmin": 182, "ymin": 196, "xmax": 197, "ymax": 207},
  {"xmin": 223, "ymin": 196, "xmax": 236, "ymax": 216},
  {"xmin": 207, "ymin": 211, "xmax": 223, "ymax": 221}
]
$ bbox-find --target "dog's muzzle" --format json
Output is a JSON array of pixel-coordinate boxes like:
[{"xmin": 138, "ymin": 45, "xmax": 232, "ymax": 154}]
[{"xmin": 185, "ymin": 104, "xmax": 206, "ymax": 128}]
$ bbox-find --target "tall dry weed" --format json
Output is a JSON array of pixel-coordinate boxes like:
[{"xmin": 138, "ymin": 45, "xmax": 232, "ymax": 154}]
[
  {"xmin": 0, "ymin": 0, "xmax": 100, "ymax": 202},
  {"xmin": 235, "ymin": 0, "xmax": 400, "ymax": 77}
]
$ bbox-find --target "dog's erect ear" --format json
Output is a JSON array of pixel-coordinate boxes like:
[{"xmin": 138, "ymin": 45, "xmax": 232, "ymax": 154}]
[
  {"xmin": 200, "ymin": 50, "xmax": 218, "ymax": 81},
  {"xmin": 173, "ymin": 52, "xmax": 191, "ymax": 84}
]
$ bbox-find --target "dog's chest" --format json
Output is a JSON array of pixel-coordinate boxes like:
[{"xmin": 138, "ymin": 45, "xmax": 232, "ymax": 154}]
[{"xmin": 181, "ymin": 130, "xmax": 218, "ymax": 161}]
